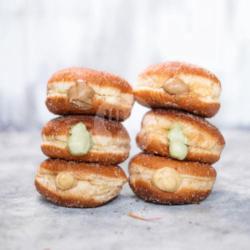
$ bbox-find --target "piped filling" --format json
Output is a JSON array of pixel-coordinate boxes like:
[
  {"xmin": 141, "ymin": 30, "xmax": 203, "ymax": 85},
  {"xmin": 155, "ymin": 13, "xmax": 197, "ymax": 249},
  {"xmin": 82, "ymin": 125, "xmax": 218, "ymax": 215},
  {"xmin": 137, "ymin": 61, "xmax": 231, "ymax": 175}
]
[
  {"xmin": 55, "ymin": 172, "xmax": 76, "ymax": 190},
  {"xmin": 68, "ymin": 80, "xmax": 95, "ymax": 110},
  {"xmin": 67, "ymin": 122, "xmax": 93, "ymax": 156},
  {"xmin": 167, "ymin": 124, "xmax": 188, "ymax": 160},
  {"xmin": 152, "ymin": 167, "xmax": 182, "ymax": 192}
]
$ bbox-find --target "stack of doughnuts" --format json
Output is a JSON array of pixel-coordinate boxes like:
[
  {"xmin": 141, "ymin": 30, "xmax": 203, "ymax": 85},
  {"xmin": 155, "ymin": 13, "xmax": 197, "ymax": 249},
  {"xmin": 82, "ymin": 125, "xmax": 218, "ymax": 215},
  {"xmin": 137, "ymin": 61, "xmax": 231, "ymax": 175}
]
[
  {"xmin": 130, "ymin": 61, "xmax": 225, "ymax": 204},
  {"xmin": 35, "ymin": 67, "xmax": 134, "ymax": 207}
]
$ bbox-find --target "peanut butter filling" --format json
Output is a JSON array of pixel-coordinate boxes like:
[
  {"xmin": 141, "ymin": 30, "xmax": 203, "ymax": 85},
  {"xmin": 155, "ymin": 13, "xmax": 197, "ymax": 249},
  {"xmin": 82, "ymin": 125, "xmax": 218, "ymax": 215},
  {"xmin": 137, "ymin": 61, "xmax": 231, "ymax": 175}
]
[
  {"xmin": 68, "ymin": 79, "xmax": 95, "ymax": 110},
  {"xmin": 163, "ymin": 77, "xmax": 189, "ymax": 95}
]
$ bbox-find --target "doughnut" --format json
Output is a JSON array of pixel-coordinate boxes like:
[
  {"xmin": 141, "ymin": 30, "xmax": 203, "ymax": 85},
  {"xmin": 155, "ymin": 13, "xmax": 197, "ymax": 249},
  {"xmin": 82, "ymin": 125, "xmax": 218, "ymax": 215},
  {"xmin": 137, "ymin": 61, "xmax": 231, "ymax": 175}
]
[
  {"xmin": 41, "ymin": 115, "xmax": 130, "ymax": 164},
  {"xmin": 134, "ymin": 61, "xmax": 221, "ymax": 117},
  {"xmin": 35, "ymin": 159, "xmax": 127, "ymax": 208},
  {"xmin": 136, "ymin": 109, "xmax": 225, "ymax": 163},
  {"xmin": 129, "ymin": 153, "xmax": 216, "ymax": 205},
  {"xmin": 46, "ymin": 67, "xmax": 134, "ymax": 121}
]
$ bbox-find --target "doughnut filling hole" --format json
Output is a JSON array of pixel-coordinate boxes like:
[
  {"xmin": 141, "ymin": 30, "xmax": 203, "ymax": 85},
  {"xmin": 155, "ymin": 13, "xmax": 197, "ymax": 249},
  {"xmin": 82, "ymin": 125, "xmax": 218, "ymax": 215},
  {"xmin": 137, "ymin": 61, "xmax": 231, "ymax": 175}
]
[
  {"xmin": 67, "ymin": 122, "xmax": 93, "ymax": 155},
  {"xmin": 162, "ymin": 78, "xmax": 189, "ymax": 95},
  {"xmin": 167, "ymin": 124, "xmax": 188, "ymax": 160},
  {"xmin": 152, "ymin": 167, "xmax": 182, "ymax": 192},
  {"xmin": 55, "ymin": 172, "xmax": 76, "ymax": 190},
  {"xmin": 68, "ymin": 80, "xmax": 95, "ymax": 110}
]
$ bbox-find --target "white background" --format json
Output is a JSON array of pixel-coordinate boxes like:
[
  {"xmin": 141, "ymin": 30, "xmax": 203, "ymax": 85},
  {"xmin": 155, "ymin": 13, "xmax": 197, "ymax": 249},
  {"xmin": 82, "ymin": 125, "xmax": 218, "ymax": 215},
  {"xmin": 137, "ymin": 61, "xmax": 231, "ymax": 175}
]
[{"xmin": 1, "ymin": 0, "xmax": 250, "ymax": 131}]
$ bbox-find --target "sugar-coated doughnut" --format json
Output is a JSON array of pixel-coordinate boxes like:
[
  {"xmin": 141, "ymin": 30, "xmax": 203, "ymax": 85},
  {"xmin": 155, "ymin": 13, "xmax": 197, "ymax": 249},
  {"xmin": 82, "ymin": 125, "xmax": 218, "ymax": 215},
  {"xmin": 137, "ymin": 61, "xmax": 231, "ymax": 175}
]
[
  {"xmin": 134, "ymin": 61, "xmax": 221, "ymax": 117},
  {"xmin": 46, "ymin": 67, "xmax": 134, "ymax": 121},
  {"xmin": 41, "ymin": 116, "xmax": 130, "ymax": 164},
  {"xmin": 35, "ymin": 159, "xmax": 127, "ymax": 208},
  {"xmin": 136, "ymin": 109, "xmax": 225, "ymax": 164},
  {"xmin": 129, "ymin": 153, "xmax": 216, "ymax": 205}
]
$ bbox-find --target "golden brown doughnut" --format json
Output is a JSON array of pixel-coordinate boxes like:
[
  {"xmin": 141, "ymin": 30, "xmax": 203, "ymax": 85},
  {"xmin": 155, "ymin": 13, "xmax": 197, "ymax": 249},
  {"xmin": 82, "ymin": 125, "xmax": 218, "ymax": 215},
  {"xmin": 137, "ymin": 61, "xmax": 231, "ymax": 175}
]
[
  {"xmin": 46, "ymin": 67, "xmax": 134, "ymax": 121},
  {"xmin": 41, "ymin": 116, "xmax": 130, "ymax": 164},
  {"xmin": 136, "ymin": 109, "xmax": 225, "ymax": 163},
  {"xmin": 134, "ymin": 61, "xmax": 221, "ymax": 117},
  {"xmin": 129, "ymin": 153, "xmax": 216, "ymax": 205},
  {"xmin": 35, "ymin": 159, "xmax": 127, "ymax": 208}
]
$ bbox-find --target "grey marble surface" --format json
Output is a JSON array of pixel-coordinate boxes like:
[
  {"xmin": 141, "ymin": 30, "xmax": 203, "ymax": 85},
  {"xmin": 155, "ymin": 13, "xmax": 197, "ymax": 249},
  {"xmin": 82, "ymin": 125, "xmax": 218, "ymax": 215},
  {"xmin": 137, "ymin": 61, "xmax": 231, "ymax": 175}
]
[{"xmin": 0, "ymin": 129, "xmax": 250, "ymax": 250}]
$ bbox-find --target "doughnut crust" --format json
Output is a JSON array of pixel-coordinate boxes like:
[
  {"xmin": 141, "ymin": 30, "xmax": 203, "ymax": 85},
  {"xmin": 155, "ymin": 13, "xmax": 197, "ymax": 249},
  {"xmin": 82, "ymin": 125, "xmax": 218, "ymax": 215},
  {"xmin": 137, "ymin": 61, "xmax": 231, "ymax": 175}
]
[
  {"xmin": 46, "ymin": 67, "xmax": 134, "ymax": 121},
  {"xmin": 134, "ymin": 61, "xmax": 221, "ymax": 117},
  {"xmin": 35, "ymin": 159, "xmax": 127, "ymax": 208},
  {"xmin": 136, "ymin": 109, "xmax": 225, "ymax": 163},
  {"xmin": 129, "ymin": 153, "xmax": 216, "ymax": 205},
  {"xmin": 41, "ymin": 116, "xmax": 130, "ymax": 164}
]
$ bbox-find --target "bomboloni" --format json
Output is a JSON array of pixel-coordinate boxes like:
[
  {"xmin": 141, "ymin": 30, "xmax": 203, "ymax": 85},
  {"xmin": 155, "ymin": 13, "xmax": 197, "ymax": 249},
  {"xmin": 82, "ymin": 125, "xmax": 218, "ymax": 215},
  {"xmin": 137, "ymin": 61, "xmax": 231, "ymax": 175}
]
[
  {"xmin": 41, "ymin": 115, "xmax": 130, "ymax": 164},
  {"xmin": 136, "ymin": 109, "xmax": 225, "ymax": 163},
  {"xmin": 35, "ymin": 159, "xmax": 127, "ymax": 208},
  {"xmin": 134, "ymin": 61, "xmax": 221, "ymax": 117},
  {"xmin": 46, "ymin": 67, "xmax": 134, "ymax": 121},
  {"xmin": 129, "ymin": 153, "xmax": 216, "ymax": 205}
]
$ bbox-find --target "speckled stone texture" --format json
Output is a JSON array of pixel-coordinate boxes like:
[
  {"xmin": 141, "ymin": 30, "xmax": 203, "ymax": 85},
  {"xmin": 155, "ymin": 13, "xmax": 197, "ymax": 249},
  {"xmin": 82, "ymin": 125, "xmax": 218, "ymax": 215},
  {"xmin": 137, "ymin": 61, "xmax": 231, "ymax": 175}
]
[{"xmin": 0, "ymin": 130, "xmax": 249, "ymax": 250}]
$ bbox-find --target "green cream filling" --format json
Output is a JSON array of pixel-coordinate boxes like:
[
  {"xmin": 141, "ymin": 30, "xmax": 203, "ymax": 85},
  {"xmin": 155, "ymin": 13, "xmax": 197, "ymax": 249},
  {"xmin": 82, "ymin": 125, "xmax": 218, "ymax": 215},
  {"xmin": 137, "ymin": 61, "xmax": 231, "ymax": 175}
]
[
  {"xmin": 67, "ymin": 122, "xmax": 93, "ymax": 155},
  {"xmin": 167, "ymin": 124, "xmax": 188, "ymax": 160}
]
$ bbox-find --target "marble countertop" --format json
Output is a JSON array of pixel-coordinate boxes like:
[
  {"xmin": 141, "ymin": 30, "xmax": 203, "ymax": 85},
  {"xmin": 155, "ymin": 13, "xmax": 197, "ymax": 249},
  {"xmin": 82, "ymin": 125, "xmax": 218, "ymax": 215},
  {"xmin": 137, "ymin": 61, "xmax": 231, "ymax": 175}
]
[{"xmin": 0, "ymin": 129, "xmax": 249, "ymax": 250}]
